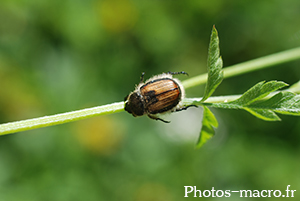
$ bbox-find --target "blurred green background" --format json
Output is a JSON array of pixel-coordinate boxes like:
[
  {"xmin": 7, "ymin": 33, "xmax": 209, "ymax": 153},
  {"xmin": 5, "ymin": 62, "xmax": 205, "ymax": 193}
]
[{"xmin": 1, "ymin": 0, "xmax": 300, "ymax": 200}]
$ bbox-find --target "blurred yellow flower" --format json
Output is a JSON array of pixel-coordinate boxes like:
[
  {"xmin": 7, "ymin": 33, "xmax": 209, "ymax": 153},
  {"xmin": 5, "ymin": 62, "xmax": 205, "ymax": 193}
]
[
  {"xmin": 0, "ymin": 63, "xmax": 44, "ymax": 121},
  {"xmin": 74, "ymin": 116, "xmax": 125, "ymax": 155},
  {"xmin": 96, "ymin": 0, "xmax": 138, "ymax": 33},
  {"xmin": 134, "ymin": 182, "xmax": 173, "ymax": 201}
]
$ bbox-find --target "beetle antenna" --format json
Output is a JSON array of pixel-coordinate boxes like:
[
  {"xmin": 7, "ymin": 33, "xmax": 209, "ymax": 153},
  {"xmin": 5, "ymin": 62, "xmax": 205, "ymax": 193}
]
[
  {"xmin": 167, "ymin": 71, "xmax": 189, "ymax": 76},
  {"xmin": 140, "ymin": 72, "xmax": 145, "ymax": 83}
]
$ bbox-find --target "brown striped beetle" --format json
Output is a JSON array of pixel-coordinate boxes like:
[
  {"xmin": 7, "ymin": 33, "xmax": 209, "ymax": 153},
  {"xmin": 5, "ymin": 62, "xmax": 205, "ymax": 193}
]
[{"xmin": 124, "ymin": 71, "xmax": 196, "ymax": 123}]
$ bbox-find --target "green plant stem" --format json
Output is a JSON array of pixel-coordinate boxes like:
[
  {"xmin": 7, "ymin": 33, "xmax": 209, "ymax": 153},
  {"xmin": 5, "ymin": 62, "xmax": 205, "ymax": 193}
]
[
  {"xmin": 183, "ymin": 96, "xmax": 241, "ymax": 105},
  {"xmin": 182, "ymin": 46, "xmax": 300, "ymax": 89},
  {"xmin": 0, "ymin": 102, "xmax": 124, "ymax": 136},
  {"xmin": 1, "ymin": 47, "xmax": 300, "ymax": 136}
]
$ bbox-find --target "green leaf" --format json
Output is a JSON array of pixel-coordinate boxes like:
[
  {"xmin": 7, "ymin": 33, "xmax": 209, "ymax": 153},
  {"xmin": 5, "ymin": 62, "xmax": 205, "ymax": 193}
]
[
  {"xmin": 243, "ymin": 108, "xmax": 281, "ymax": 121},
  {"xmin": 231, "ymin": 80, "xmax": 288, "ymax": 105},
  {"xmin": 196, "ymin": 106, "xmax": 218, "ymax": 148},
  {"xmin": 288, "ymin": 80, "xmax": 300, "ymax": 93},
  {"xmin": 201, "ymin": 25, "xmax": 223, "ymax": 102},
  {"xmin": 251, "ymin": 91, "xmax": 300, "ymax": 115},
  {"xmin": 203, "ymin": 81, "xmax": 300, "ymax": 121}
]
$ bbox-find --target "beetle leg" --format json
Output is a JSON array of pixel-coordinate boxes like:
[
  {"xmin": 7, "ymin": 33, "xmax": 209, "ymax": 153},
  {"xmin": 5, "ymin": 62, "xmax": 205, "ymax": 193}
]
[
  {"xmin": 173, "ymin": 104, "xmax": 198, "ymax": 112},
  {"xmin": 140, "ymin": 72, "xmax": 145, "ymax": 83},
  {"xmin": 167, "ymin": 71, "xmax": 189, "ymax": 76},
  {"xmin": 148, "ymin": 114, "xmax": 170, "ymax": 123}
]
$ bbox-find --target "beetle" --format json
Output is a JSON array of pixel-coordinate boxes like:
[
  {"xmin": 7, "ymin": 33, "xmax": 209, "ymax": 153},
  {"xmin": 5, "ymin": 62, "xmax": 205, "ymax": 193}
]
[{"xmin": 124, "ymin": 71, "xmax": 196, "ymax": 123}]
